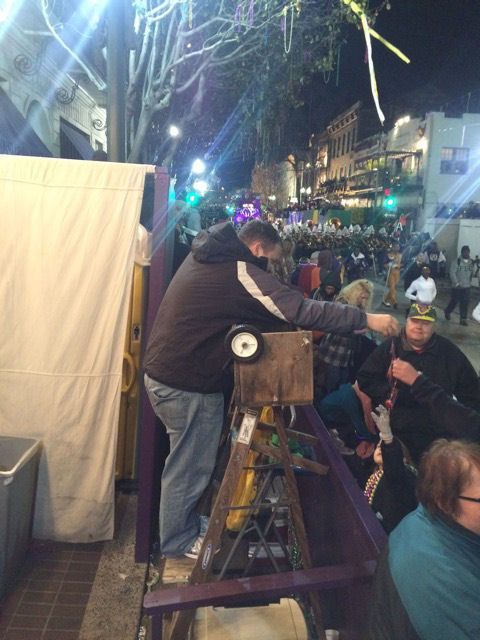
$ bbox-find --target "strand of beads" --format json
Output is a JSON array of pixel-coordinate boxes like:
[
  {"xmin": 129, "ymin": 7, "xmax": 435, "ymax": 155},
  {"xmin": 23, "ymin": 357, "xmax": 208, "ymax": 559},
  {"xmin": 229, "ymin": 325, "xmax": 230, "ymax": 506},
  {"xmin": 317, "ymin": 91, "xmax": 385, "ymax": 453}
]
[{"xmin": 364, "ymin": 468, "xmax": 384, "ymax": 504}]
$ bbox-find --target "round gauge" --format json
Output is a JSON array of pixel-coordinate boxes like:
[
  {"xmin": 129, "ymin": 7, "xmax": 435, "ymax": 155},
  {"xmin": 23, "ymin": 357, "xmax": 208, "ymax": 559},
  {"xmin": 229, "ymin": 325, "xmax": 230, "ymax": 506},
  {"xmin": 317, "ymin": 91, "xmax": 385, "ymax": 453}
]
[
  {"xmin": 225, "ymin": 325, "xmax": 264, "ymax": 363},
  {"xmin": 231, "ymin": 331, "xmax": 259, "ymax": 358}
]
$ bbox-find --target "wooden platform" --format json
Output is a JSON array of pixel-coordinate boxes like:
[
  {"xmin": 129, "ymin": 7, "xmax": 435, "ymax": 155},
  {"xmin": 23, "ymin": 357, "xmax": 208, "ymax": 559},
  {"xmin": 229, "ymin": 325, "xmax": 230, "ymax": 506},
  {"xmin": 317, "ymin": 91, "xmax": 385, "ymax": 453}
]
[{"xmin": 161, "ymin": 556, "xmax": 195, "ymax": 585}]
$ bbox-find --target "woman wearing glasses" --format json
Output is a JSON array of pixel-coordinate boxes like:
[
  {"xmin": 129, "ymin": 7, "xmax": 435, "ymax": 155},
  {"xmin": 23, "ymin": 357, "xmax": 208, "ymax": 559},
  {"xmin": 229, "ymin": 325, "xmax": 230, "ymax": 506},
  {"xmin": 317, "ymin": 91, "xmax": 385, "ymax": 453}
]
[{"xmin": 368, "ymin": 439, "xmax": 480, "ymax": 639}]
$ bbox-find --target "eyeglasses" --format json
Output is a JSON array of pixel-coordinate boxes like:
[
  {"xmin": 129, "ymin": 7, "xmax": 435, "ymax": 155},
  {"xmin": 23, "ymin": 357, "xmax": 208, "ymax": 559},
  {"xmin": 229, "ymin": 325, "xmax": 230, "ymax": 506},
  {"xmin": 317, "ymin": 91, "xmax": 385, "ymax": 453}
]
[{"xmin": 458, "ymin": 496, "xmax": 480, "ymax": 503}]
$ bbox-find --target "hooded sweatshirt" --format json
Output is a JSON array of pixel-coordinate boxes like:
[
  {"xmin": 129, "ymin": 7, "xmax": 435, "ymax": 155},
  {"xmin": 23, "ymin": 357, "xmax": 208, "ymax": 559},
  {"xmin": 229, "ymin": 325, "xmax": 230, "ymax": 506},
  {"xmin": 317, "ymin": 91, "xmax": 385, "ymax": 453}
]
[
  {"xmin": 144, "ymin": 223, "xmax": 367, "ymax": 393},
  {"xmin": 450, "ymin": 256, "xmax": 474, "ymax": 288}
]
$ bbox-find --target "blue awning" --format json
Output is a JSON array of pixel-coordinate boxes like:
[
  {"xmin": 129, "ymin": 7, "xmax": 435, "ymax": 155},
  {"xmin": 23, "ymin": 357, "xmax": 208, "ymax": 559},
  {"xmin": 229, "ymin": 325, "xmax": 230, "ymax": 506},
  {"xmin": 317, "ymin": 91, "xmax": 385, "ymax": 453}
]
[
  {"xmin": 60, "ymin": 120, "xmax": 95, "ymax": 160},
  {"xmin": 0, "ymin": 88, "xmax": 52, "ymax": 157}
]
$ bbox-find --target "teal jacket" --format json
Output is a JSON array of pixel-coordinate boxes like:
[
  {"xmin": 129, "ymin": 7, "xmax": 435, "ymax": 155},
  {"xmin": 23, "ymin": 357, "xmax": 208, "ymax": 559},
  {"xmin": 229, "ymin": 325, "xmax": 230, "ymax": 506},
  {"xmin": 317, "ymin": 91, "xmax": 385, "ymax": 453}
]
[{"xmin": 389, "ymin": 505, "xmax": 480, "ymax": 639}]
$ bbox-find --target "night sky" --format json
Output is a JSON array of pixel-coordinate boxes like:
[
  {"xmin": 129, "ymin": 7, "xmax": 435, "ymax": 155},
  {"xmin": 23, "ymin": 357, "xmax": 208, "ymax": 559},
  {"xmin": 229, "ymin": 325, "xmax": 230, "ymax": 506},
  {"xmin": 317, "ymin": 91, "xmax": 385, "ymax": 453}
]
[
  {"xmin": 218, "ymin": 0, "xmax": 480, "ymax": 189},
  {"xmin": 322, "ymin": 0, "xmax": 480, "ymax": 121}
]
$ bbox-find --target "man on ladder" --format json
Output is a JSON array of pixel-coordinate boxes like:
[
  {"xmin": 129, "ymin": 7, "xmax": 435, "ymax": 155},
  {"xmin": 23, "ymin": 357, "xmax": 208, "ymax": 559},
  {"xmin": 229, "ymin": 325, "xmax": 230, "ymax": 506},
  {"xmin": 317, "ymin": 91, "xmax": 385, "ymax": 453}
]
[{"xmin": 144, "ymin": 219, "xmax": 398, "ymax": 561}]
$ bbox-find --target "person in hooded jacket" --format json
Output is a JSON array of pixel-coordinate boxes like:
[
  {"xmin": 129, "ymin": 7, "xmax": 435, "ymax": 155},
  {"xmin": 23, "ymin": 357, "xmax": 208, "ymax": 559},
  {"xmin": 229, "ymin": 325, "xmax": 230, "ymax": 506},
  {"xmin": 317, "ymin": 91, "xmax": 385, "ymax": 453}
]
[
  {"xmin": 143, "ymin": 220, "xmax": 398, "ymax": 559},
  {"xmin": 311, "ymin": 270, "xmax": 342, "ymax": 302},
  {"xmin": 345, "ymin": 246, "xmax": 368, "ymax": 282}
]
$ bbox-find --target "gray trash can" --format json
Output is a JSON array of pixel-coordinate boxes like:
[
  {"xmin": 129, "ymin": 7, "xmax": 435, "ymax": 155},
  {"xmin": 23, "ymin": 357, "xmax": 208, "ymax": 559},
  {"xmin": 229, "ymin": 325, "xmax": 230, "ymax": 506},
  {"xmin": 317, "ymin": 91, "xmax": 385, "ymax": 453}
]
[{"xmin": 0, "ymin": 436, "xmax": 42, "ymax": 598}]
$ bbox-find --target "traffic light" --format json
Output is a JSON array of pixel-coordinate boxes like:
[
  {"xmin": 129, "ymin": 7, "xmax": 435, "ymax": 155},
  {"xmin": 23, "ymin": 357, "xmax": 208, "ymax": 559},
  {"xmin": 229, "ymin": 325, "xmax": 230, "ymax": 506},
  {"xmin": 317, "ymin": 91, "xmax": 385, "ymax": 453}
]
[
  {"xmin": 384, "ymin": 190, "xmax": 397, "ymax": 211},
  {"xmin": 185, "ymin": 191, "xmax": 200, "ymax": 206}
]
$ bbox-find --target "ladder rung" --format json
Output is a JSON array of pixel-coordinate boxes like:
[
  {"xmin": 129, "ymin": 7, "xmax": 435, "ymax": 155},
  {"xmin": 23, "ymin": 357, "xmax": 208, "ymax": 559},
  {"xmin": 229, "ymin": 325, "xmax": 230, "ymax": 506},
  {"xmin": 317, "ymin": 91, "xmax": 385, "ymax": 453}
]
[
  {"xmin": 258, "ymin": 421, "xmax": 318, "ymax": 445},
  {"xmin": 250, "ymin": 442, "xmax": 329, "ymax": 475},
  {"xmin": 221, "ymin": 501, "xmax": 293, "ymax": 511}
]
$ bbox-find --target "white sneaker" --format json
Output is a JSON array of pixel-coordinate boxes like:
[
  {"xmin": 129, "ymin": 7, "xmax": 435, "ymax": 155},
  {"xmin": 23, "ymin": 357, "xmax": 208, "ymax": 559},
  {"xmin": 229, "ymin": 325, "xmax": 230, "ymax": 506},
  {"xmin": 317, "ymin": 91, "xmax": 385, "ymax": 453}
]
[
  {"xmin": 184, "ymin": 534, "xmax": 220, "ymax": 560},
  {"xmin": 184, "ymin": 535, "xmax": 205, "ymax": 559},
  {"xmin": 199, "ymin": 515, "xmax": 209, "ymax": 537}
]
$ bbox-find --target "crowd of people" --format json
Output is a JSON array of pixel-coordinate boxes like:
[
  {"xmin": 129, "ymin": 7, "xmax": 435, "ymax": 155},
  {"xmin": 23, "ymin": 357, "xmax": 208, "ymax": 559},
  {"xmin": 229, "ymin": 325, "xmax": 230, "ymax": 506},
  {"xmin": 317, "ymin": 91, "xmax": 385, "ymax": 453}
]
[{"xmin": 150, "ymin": 213, "xmax": 480, "ymax": 638}]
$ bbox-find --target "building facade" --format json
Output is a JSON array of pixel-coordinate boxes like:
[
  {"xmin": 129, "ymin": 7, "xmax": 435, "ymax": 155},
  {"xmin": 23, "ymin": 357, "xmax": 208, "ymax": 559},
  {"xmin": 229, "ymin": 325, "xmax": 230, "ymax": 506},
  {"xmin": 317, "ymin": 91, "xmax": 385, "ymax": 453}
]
[
  {"xmin": 310, "ymin": 106, "xmax": 480, "ymax": 234},
  {"xmin": 420, "ymin": 111, "xmax": 480, "ymax": 229},
  {"xmin": 326, "ymin": 101, "xmax": 360, "ymax": 182},
  {"xmin": 0, "ymin": 1, "xmax": 106, "ymax": 159}
]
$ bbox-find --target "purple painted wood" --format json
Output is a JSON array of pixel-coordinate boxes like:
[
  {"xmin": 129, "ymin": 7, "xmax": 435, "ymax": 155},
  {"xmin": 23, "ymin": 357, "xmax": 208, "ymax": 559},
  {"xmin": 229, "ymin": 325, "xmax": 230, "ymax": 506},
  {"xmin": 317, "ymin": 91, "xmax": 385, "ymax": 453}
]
[
  {"xmin": 296, "ymin": 405, "xmax": 386, "ymax": 559},
  {"xmin": 295, "ymin": 405, "xmax": 387, "ymax": 636},
  {"xmin": 144, "ymin": 562, "xmax": 376, "ymax": 613},
  {"xmin": 151, "ymin": 610, "xmax": 163, "ymax": 638},
  {"xmin": 135, "ymin": 168, "xmax": 173, "ymax": 563}
]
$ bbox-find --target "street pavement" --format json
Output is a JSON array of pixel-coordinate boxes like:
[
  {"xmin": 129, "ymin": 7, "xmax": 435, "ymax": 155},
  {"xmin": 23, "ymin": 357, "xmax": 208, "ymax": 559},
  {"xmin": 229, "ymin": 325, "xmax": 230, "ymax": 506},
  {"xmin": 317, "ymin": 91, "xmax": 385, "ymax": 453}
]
[{"xmin": 368, "ymin": 276, "xmax": 480, "ymax": 373}]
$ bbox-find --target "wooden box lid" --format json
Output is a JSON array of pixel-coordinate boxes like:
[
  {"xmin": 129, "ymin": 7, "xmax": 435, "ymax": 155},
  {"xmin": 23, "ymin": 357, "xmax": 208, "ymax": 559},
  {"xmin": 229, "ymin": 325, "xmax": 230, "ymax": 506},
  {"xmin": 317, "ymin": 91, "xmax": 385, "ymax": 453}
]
[{"xmin": 234, "ymin": 331, "xmax": 313, "ymax": 407}]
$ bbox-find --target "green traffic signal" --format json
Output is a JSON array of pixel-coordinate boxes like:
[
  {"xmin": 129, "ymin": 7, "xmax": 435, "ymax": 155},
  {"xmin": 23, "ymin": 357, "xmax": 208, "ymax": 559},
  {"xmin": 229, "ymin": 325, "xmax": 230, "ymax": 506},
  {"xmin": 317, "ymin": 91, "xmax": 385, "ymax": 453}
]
[
  {"xmin": 384, "ymin": 196, "xmax": 397, "ymax": 210},
  {"xmin": 185, "ymin": 191, "xmax": 200, "ymax": 206}
]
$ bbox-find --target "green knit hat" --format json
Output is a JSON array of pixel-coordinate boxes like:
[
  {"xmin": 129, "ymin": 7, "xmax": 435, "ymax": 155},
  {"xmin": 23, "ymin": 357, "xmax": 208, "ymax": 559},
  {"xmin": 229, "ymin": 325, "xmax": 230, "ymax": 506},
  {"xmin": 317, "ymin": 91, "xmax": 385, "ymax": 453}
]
[{"xmin": 407, "ymin": 303, "xmax": 437, "ymax": 322}]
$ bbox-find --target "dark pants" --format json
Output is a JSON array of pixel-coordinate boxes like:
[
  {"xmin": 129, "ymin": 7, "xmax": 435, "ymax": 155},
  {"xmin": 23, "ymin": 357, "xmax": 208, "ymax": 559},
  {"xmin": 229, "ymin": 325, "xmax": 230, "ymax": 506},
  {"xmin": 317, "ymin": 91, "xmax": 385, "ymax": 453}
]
[
  {"xmin": 445, "ymin": 287, "xmax": 470, "ymax": 320},
  {"xmin": 325, "ymin": 364, "xmax": 350, "ymax": 394}
]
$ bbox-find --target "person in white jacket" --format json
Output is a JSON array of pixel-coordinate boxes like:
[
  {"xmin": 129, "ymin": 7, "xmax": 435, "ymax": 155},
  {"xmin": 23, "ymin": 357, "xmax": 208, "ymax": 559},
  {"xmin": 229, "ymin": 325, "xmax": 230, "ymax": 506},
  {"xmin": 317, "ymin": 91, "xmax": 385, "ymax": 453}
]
[{"xmin": 405, "ymin": 265, "xmax": 437, "ymax": 305}]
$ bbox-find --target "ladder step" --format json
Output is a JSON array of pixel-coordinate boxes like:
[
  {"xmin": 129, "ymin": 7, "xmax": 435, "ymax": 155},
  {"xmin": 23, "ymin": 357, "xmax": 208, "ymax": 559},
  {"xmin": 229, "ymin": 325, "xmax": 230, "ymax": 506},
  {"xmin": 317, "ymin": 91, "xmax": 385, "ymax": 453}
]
[
  {"xmin": 258, "ymin": 421, "xmax": 319, "ymax": 445},
  {"xmin": 251, "ymin": 442, "xmax": 329, "ymax": 475}
]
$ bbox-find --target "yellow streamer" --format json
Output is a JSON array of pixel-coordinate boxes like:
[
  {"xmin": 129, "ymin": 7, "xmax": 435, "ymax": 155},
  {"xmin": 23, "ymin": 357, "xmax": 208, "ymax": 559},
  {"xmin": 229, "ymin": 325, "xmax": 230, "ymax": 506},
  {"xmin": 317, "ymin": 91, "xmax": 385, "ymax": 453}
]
[
  {"xmin": 342, "ymin": 0, "xmax": 410, "ymax": 64},
  {"xmin": 361, "ymin": 13, "xmax": 384, "ymax": 124},
  {"xmin": 342, "ymin": 0, "xmax": 410, "ymax": 124},
  {"xmin": 369, "ymin": 28, "xmax": 410, "ymax": 64}
]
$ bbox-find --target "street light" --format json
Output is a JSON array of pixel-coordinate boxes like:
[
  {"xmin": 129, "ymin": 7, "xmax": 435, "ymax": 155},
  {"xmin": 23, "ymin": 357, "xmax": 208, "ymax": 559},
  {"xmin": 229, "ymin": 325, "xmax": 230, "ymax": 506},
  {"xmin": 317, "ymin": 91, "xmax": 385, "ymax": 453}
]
[
  {"xmin": 169, "ymin": 124, "xmax": 181, "ymax": 138},
  {"xmin": 192, "ymin": 158, "xmax": 206, "ymax": 174},
  {"xmin": 0, "ymin": 0, "xmax": 14, "ymax": 22},
  {"xmin": 193, "ymin": 179, "xmax": 208, "ymax": 195}
]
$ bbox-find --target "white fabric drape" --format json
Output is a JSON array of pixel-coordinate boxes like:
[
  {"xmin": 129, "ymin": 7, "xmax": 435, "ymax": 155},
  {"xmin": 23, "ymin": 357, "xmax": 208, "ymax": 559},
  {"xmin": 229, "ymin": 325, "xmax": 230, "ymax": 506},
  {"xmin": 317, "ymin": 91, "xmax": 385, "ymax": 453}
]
[{"xmin": 0, "ymin": 155, "xmax": 154, "ymax": 542}]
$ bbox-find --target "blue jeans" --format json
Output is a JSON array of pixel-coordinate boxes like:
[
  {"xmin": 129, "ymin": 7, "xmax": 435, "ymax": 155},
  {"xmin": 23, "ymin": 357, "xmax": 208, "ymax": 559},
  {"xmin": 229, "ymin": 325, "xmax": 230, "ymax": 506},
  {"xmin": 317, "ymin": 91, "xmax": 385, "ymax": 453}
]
[{"xmin": 144, "ymin": 374, "xmax": 224, "ymax": 557}]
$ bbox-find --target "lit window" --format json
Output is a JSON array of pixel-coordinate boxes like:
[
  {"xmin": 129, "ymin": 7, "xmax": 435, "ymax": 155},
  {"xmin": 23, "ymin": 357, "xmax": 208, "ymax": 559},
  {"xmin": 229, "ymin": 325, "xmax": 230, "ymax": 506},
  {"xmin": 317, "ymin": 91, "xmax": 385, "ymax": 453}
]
[{"xmin": 440, "ymin": 147, "xmax": 469, "ymax": 174}]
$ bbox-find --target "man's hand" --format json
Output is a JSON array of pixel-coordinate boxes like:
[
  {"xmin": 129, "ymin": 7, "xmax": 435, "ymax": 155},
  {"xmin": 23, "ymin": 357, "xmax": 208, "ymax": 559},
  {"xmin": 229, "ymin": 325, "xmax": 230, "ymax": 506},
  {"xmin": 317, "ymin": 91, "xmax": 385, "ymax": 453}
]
[
  {"xmin": 366, "ymin": 313, "xmax": 399, "ymax": 337},
  {"xmin": 391, "ymin": 358, "xmax": 421, "ymax": 386},
  {"xmin": 371, "ymin": 405, "xmax": 393, "ymax": 443}
]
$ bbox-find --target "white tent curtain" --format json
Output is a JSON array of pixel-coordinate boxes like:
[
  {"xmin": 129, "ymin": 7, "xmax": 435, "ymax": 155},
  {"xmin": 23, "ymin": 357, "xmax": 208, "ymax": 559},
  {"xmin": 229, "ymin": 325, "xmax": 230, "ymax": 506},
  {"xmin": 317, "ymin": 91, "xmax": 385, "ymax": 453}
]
[{"xmin": 0, "ymin": 155, "xmax": 155, "ymax": 542}]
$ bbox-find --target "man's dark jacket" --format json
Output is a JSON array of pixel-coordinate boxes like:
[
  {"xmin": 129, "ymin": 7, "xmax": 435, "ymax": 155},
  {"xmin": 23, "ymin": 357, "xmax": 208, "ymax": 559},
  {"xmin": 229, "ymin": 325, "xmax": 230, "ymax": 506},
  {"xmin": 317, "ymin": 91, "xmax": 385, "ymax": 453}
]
[
  {"xmin": 357, "ymin": 331, "xmax": 480, "ymax": 462},
  {"xmin": 144, "ymin": 223, "xmax": 367, "ymax": 393}
]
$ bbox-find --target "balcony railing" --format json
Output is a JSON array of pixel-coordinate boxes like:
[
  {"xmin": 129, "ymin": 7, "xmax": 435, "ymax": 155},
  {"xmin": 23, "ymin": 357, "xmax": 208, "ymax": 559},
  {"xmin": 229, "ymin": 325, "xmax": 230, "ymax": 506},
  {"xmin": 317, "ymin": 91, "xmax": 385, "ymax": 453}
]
[{"xmin": 315, "ymin": 170, "xmax": 422, "ymax": 197}]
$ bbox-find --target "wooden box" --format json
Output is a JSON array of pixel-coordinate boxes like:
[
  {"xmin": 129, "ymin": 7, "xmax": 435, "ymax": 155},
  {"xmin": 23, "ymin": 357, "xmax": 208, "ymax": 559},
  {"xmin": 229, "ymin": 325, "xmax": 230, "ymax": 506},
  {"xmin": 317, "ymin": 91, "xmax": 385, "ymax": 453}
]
[{"xmin": 234, "ymin": 331, "xmax": 313, "ymax": 407}]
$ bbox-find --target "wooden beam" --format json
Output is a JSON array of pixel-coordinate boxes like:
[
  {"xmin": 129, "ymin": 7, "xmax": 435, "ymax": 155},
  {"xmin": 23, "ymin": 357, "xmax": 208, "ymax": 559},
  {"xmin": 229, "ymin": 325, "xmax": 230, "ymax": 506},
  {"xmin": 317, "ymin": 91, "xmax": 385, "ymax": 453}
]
[{"xmin": 144, "ymin": 561, "xmax": 377, "ymax": 614}]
